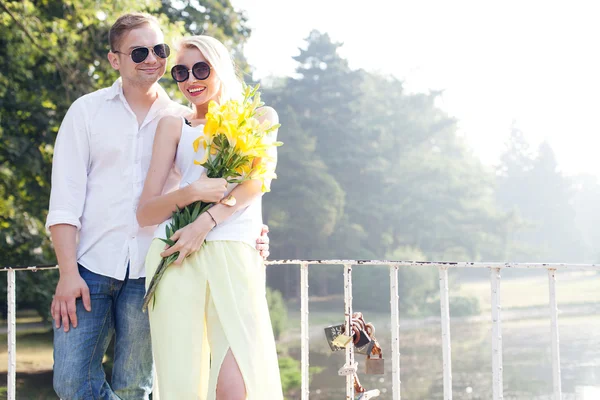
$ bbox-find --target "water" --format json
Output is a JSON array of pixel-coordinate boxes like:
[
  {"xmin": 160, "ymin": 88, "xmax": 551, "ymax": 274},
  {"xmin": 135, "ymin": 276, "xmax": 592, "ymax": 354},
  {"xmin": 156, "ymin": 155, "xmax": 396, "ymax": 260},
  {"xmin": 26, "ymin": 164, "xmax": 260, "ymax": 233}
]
[
  {"xmin": 3, "ymin": 306, "xmax": 600, "ymax": 399},
  {"xmin": 289, "ymin": 313, "xmax": 600, "ymax": 399}
]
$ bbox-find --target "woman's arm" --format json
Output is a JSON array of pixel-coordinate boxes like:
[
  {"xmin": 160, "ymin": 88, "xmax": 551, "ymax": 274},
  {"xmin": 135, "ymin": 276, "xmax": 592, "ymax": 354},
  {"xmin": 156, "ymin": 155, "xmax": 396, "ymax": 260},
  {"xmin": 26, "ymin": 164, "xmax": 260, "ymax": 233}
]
[
  {"xmin": 159, "ymin": 179, "xmax": 264, "ymax": 264},
  {"xmin": 136, "ymin": 116, "xmax": 228, "ymax": 227}
]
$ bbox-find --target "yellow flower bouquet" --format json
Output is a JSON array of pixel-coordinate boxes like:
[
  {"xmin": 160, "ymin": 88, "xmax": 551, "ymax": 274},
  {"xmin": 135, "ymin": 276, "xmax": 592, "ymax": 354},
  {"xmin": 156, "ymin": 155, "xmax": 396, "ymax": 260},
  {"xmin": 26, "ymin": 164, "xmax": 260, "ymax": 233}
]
[{"xmin": 142, "ymin": 84, "xmax": 281, "ymax": 311}]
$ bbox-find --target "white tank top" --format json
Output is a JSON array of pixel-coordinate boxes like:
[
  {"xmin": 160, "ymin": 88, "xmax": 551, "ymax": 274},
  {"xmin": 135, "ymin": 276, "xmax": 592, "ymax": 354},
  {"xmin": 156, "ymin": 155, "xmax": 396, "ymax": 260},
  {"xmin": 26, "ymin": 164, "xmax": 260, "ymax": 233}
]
[{"xmin": 154, "ymin": 117, "xmax": 263, "ymax": 248}]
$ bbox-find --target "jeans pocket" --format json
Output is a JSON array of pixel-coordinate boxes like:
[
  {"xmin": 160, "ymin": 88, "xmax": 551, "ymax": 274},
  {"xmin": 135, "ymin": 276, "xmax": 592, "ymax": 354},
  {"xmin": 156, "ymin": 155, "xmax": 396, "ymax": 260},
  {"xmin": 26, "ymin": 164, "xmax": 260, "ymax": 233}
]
[{"xmin": 78, "ymin": 264, "xmax": 112, "ymax": 297}]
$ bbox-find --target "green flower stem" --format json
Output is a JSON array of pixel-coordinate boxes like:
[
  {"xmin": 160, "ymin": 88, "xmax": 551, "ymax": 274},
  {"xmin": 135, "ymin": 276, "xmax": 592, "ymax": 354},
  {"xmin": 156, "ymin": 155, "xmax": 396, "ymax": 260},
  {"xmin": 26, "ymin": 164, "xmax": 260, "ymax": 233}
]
[{"xmin": 142, "ymin": 200, "xmax": 212, "ymax": 311}]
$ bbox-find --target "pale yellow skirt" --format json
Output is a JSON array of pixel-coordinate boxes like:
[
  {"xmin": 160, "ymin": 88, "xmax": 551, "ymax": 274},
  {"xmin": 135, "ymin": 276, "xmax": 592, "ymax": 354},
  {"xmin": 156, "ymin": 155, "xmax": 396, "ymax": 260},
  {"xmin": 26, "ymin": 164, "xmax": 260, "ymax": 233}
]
[{"xmin": 145, "ymin": 239, "xmax": 283, "ymax": 400}]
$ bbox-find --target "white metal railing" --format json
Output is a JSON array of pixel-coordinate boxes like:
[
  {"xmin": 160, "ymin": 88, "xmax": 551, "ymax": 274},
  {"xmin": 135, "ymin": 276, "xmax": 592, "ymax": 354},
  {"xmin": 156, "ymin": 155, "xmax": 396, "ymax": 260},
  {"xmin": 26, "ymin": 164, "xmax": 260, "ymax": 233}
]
[{"xmin": 3, "ymin": 260, "xmax": 600, "ymax": 400}]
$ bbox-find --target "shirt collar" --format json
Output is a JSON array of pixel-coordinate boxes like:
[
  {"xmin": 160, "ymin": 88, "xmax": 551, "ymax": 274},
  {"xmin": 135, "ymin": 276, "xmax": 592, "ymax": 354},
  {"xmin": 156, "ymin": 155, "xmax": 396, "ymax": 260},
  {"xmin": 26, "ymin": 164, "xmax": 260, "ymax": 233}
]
[{"xmin": 105, "ymin": 78, "xmax": 123, "ymax": 101}]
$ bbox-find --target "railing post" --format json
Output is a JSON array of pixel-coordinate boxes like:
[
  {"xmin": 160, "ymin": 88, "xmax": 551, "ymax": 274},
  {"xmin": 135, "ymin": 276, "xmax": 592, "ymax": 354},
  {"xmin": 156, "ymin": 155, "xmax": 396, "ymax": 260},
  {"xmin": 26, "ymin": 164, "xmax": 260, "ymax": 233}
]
[
  {"xmin": 389, "ymin": 264, "xmax": 402, "ymax": 400},
  {"xmin": 344, "ymin": 264, "xmax": 354, "ymax": 399},
  {"xmin": 491, "ymin": 267, "xmax": 503, "ymax": 400},
  {"xmin": 439, "ymin": 267, "xmax": 453, "ymax": 400},
  {"xmin": 300, "ymin": 262, "xmax": 310, "ymax": 400},
  {"xmin": 7, "ymin": 268, "xmax": 16, "ymax": 400},
  {"xmin": 548, "ymin": 269, "xmax": 562, "ymax": 400}
]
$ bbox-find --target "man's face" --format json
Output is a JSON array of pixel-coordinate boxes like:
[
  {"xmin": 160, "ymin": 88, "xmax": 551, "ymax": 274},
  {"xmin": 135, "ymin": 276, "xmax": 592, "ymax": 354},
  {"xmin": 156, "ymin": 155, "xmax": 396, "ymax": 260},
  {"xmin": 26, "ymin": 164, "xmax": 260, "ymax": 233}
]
[{"xmin": 108, "ymin": 23, "xmax": 167, "ymax": 87}]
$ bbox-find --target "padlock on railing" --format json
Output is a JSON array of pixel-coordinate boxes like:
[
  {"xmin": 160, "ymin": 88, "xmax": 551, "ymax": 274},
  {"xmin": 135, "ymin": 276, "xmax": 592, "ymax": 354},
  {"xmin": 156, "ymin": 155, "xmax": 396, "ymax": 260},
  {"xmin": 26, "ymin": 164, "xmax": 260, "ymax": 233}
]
[
  {"xmin": 352, "ymin": 312, "xmax": 376, "ymax": 356},
  {"xmin": 324, "ymin": 324, "xmax": 349, "ymax": 351},
  {"xmin": 324, "ymin": 312, "xmax": 377, "ymax": 354},
  {"xmin": 325, "ymin": 312, "xmax": 384, "ymax": 398},
  {"xmin": 365, "ymin": 345, "xmax": 384, "ymax": 375},
  {"xmin": 357, "ymin": 389, "xmax": 381, "ymax": 399}
]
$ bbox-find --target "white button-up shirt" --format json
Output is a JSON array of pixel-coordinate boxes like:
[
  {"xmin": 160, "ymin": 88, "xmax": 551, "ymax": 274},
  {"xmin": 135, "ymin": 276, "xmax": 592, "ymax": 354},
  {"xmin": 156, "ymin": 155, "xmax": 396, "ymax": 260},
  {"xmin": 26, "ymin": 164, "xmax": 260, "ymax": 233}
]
[{"xmin": 46, "ymin": 79, "xmax": 190, "ymax": 280}]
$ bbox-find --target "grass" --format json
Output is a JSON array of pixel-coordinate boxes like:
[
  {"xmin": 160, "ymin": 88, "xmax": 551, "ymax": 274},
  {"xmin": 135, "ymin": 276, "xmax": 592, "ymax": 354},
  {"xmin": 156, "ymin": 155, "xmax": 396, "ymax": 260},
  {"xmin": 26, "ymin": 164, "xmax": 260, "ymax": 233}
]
[
  {"xmin": 0, "ymin": 314, "xmax": 56, "ymax": 399},
  {"xmin": 278, "ymin": 270, "xmax": 600, "ymax": 349},
  {"xmin": 457, "ymin": 270, "xmax": 600, "ymax": 312},
  {"xmin": 0, "ymin": 328, "xmax": 54, "ymax": 374},
  {"xmin": 0, "ymin": 311, "xmax": 54, "ymax": 374}
]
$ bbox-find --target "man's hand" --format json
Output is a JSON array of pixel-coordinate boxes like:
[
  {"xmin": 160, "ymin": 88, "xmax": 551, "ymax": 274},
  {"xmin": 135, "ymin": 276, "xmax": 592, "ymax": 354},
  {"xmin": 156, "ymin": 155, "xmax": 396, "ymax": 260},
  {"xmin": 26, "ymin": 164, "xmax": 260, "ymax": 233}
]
[
  {"xmin": 256, "ymin": 224, "xmax": 270, "ymax": 260},
  {"xmin": 51, "ymin": 271, "xmax": 91, "ymax": 332}
]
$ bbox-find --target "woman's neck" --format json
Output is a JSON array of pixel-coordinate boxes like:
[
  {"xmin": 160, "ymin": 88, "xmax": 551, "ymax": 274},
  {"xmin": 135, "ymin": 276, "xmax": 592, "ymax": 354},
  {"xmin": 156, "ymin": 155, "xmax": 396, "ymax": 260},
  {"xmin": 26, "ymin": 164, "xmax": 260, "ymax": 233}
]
[{"xmin": 194, "ymin": 104, "xmax": 209, "ymax": 120}]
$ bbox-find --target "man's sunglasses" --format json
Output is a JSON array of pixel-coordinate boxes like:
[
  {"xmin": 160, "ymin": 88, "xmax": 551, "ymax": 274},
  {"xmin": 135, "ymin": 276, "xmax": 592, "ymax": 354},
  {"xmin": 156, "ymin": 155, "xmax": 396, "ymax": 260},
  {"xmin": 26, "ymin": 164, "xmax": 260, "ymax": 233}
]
[
  {"xmin": 171, "ymin": 62, "xmax": 211, "ymax": 82},
  {"xmin": 113, "ymin": 44, "xmax": 170, "ymax": 63}
]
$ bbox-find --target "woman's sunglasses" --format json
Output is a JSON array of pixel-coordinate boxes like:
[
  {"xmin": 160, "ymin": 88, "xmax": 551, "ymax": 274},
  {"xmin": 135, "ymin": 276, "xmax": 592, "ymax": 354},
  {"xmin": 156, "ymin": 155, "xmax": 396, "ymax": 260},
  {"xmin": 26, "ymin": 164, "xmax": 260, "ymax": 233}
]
[
  {"xmin": 113, "ymin": 44, "xmax": 170, "ymax": 64},
  {"xmin": 171, "ymin": 62, "xmax": 211, "ymax": 82}
]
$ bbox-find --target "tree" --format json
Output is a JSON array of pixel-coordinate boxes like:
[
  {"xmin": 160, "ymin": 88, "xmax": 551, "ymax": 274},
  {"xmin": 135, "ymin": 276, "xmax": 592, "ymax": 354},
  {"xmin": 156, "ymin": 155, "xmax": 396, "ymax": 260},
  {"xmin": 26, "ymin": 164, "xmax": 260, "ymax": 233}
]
[
  {"xmin": 496, "ymin": 127, "xmax": 583, "ymax": 262},
  {"xmin": 573, "ymin": 175, "xmax": 600, "ymax": 263},
  {"xmin": 158, "ymin": 0, "xmax": 252, "ymax": 72},
  {"xmin": 261, "ymin": 102, "xmax": 346, "ymax": 296},
  {"xmin": 0, "ymin": 0, "xmax": 250, "ymax": 318},
  {"xmin": 261, "ymin": 30, "xmax": 503, "ymax": 309},
  {"xmin": 527, "ymin": 142, "xmax": 582, "ymax": 261}
]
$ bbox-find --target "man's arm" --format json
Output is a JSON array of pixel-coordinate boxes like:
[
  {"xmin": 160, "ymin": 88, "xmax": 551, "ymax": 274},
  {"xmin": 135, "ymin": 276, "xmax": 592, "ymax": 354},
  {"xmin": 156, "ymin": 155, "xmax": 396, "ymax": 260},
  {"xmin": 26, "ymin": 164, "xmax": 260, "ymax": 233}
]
[
  {"xmin": 50, "ymin": 225, "xmax": 91, "ymax": 332},
  {"xmin": 46, "ymin": 98, "xmax": 92, "ymax": 332}
]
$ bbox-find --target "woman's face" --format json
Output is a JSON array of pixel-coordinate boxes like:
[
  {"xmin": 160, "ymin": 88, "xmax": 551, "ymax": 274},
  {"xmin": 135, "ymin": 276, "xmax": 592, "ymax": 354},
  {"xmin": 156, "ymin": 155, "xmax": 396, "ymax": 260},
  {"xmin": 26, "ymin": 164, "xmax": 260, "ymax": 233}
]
[{"xmin": 174, "ymin": 47, "xmax": 222, "ymax": 108}]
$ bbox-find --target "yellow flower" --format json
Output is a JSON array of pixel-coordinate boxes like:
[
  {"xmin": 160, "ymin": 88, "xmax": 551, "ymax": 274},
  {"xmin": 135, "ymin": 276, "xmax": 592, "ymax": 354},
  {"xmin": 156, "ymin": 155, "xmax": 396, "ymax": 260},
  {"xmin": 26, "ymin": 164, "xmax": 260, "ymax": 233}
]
[
  {"xmin": 194, "ymin": 146, "xmax": 210, "ymax": 165},
  {"xmin": 234, "ymin": 163, "xmax": 253, "ymax": 180},
  {"xmin": 192, "ymin": 82, "xmax": 280, "ymax": 188},
  {"xmin": 215, "ymin": 121, "xmax": 240, "ymax": 147},
  {"xmin": 204, "ymin": 118, "xmax": 219, "ymax": 138},
  {"xmin": 192, "ymin": 135, "xmax": 209, "ymax": 153}
]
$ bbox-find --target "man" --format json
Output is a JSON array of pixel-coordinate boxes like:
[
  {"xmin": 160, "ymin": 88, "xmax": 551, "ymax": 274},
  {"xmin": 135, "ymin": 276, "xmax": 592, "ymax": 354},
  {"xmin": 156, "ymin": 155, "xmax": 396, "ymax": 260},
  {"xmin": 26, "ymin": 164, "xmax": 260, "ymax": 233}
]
[{"xmin": 46, "ymin": 13, "xmax": 270, "ymax": 399}]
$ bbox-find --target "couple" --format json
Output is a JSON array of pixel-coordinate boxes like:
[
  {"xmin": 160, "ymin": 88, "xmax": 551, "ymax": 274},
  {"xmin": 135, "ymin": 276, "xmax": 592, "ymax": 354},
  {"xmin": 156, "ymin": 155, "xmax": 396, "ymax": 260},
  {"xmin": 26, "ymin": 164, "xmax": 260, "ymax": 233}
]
[{"xmin": 46, "ymin": 12, "xmax": 283, "ymax": 400}]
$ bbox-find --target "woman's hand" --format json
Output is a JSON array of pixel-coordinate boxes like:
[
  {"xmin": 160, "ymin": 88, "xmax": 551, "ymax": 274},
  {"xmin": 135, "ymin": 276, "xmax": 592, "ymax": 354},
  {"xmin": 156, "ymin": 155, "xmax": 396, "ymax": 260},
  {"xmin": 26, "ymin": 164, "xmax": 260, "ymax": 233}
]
[
  {"xmin": 186, "ymin": 172, "xmax": 228, "ymax": 203},
  {"xmin": 161, "ymin": 213, "xmax": 215, "ymax": 264}
]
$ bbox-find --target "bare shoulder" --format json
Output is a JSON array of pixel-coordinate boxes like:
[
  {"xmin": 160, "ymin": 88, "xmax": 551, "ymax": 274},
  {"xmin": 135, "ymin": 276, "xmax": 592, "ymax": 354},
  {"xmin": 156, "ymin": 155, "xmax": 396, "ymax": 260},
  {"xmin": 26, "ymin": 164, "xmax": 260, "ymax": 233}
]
[
  {"xmin": 256, "ymin": 106, "xmax": 279, "ymax": 124},
  {"xmin": 158, "ymin": 115, "xmax": 184, "ymax": 129},
  {"xmin": 156, "ymin": 115, "xmax": 184, "ymax": 140}
]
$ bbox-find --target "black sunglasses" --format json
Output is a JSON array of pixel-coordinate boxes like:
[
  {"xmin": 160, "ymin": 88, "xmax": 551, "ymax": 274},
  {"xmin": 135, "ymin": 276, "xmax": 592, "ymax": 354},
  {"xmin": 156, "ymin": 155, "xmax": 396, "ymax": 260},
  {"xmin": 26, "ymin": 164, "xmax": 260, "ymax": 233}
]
[
  {"xmin": 171, "ymin": 62, "xmax": 211, "ymax": 82},
  {"xmin": 113, "ymin": 44, "xmax": 170, "ymax": 63}
]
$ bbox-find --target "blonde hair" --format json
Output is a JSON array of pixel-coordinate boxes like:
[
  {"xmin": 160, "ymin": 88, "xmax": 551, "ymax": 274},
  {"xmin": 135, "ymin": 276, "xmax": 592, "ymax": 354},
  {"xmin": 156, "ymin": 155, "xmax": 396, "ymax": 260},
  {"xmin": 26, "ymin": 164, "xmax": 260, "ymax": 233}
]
[
  {"xmin": 177, "ymin": 35, "xmax": 243, "ymax": 102},
  {"xmin": 109, "ymin": 13, "xmax": 160, "ymax": 51}
]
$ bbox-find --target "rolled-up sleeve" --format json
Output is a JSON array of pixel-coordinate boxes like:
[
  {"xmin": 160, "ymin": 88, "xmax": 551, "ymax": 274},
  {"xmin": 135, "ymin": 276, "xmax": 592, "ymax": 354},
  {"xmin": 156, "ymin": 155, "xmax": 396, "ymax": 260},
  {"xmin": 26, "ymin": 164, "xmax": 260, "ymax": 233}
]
[{"xmin": 45, "ymin": 99, "xmax": 90, "ymax": 230}]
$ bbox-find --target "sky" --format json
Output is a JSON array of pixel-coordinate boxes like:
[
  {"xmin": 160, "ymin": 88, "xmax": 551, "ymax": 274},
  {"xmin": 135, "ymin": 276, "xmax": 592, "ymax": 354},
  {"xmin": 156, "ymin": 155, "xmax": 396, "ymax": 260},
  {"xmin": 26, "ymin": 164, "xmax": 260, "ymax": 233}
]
[{"xmin": 230, "ymin": 0, "xmax": 600, "ymax": 177}]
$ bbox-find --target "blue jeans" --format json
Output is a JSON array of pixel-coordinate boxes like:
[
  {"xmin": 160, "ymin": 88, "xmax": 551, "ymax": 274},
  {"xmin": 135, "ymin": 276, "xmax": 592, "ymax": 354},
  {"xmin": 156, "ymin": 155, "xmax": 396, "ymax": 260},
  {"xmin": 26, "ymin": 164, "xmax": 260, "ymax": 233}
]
[{"xmin": 53, "ymin": 265, "xmax": 152, "ymax": 400}]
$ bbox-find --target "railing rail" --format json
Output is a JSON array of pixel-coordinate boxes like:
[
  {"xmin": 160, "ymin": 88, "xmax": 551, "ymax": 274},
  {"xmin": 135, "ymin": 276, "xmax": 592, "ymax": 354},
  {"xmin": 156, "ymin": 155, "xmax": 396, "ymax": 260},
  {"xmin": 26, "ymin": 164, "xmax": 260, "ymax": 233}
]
[{"xmin": 4, "ymin": 259, "xmax": 600, "ymax": 400}]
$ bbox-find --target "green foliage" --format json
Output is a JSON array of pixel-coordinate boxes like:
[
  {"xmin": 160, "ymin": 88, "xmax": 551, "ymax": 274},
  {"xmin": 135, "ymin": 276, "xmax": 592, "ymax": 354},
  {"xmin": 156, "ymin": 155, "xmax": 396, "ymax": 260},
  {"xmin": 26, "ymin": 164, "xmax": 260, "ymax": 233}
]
[
  {"xmin": 448, "ymin": 295, "xmax": 481, "ymax": 317},
  {"xmin": 353, "ymin": 247, "xmax": 440, "ymax": 316},
  {"xmin": 158, "ymin": 0, "xmax": 251, "ymax": 73},
  {"xmin": 276, "ymin": 353, "xmax": 324, "ymax": 399},
  {"xmin": 262, "ymin": 31, "xmax": 499, "ymax": 307},
  {"xmin": 266, "ymin": 287, "xmax": 287, "ymax": 340},
  {"xmin": 0, "ymin": 0, "xmax": 251, "ymax": 317},
  {"xmin": 2, "ymin": 0, "xmax": 592, "ymax": 324},
  {"xmin": 278, "ymin": 355, "xmax": 301, "ymax": 396},
  {"xmin": 496, "ymin": 126, "xmax": 584, "ymax": 263}
]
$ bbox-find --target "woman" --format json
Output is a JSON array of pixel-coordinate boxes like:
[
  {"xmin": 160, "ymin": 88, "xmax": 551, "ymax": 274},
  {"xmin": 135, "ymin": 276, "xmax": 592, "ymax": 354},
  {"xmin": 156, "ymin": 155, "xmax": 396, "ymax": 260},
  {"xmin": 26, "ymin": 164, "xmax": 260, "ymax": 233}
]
[{"xmin": 136, "ymin": 35, "xmax": 283, "ymax": 400}]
